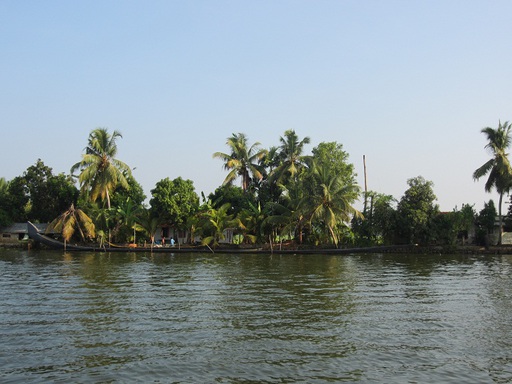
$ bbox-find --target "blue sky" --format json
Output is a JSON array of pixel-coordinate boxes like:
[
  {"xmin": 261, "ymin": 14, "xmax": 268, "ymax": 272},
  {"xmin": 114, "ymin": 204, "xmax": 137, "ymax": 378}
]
[{"xmin": 1, "ymin": 1, "xmax": 512, "ymax": 212}]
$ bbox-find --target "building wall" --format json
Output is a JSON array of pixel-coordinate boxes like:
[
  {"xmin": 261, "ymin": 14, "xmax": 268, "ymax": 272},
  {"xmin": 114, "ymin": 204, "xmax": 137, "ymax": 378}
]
[{"xmin": 0, "ymin": 232, "xmax": 25, "ymax": 243}]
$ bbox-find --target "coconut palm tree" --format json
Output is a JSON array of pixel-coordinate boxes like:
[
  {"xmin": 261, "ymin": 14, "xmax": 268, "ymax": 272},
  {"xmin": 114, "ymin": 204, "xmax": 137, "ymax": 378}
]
[
  {"xmin": 71, "ymin": 128, "xmax": 132, "ymax": 209},
  {"xmin": 213, "ymin": 133, "xmax": 267, "ymax": 192},
  {"xmin": 265, "ymin": 179, "xmax": 308, "ymax": 245},
  {"xmin": 0, "ymin": 177, "xmax": 8, "ymax": 194},
  {"xmin": 237, "ymin": 202, "xmax": 267, "ymax": 244},
  {"xmin": 114, "ymin": 198, "xmax": 142, "ymax": 244},
  {"xmin": 136, "ymin": 209, "xmax": 160, "ymax": 247},
  {"xmin": 305, "ymin": 161, "xmax": 362, "ymax": 248},
  {"xmin": 270, "ymin": 130, "xmax": 311, "ymax": 184},
  {"xmin": 46, "ymin": 203, "xmax": 95, "ymax": 243},
  {"xmin": 199, "ymin": 203, "xmax": 237, "ymax": 249},
  {"xmin": 473, "ymin": 121, "xmax": 512, "ymax": 244}
]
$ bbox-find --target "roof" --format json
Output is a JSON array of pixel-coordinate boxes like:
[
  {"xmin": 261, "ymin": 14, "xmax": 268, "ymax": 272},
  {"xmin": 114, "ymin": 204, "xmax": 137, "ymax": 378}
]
[{"xmin": 0, "ymin": 223, "xmax": 51, "ymax": 234}]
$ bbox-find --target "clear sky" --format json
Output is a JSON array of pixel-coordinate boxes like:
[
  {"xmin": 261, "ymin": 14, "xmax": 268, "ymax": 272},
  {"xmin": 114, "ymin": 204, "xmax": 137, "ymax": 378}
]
[{"xmin": 1, "ymin": 0, "xmax": 512, "ymax": 212}]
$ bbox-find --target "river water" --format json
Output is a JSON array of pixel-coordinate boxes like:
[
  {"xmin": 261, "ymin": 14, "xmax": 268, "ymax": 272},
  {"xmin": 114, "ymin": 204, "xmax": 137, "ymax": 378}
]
[{"xmin": 1, "ymin": 249, "xmax": 512, "ymax": 383}]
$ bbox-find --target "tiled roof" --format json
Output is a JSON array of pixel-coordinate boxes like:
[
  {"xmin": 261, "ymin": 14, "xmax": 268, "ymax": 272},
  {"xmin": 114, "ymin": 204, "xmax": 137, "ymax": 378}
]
[{"xmin": 0, "ymin": 223, "xmax": 50, "ymax": 234}]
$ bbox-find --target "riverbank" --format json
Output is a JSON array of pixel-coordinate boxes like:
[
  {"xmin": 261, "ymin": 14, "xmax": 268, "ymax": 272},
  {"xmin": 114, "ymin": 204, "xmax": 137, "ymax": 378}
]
[{"xmin": 4, "ymin": 240, "xmax": 512, "ymax": 255}]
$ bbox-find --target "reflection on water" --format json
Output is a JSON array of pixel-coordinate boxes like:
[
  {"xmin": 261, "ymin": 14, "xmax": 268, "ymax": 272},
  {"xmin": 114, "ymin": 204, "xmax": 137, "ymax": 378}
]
[{"xmin": 1, "ymin": 249, "xmax": 512, "ymax": 383}]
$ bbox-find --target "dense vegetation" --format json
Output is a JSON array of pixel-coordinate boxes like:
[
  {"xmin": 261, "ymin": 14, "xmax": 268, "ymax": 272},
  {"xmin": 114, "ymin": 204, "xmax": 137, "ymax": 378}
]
[{"xmin": 1, "ymin": 123, "xmax": 509, "ymax": 248}]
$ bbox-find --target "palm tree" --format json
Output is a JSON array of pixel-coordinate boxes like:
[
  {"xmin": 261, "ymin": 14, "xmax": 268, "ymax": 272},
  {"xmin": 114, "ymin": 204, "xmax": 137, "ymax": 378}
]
[
  {"xmin": 0, "ymin": 178, "xmax": 10, "ymax": 226},
  {"xmin": 136, "ymin": 209, "xmax": 160, "ymax": 247},
  {"xmin": 306, "ymin": 161, "xmax": 362, "ymax": 248},
  {"xmin": 473, "ymin": 121, "xmax": 512, "ymax": 245},
  {"xmin": 0, "ymin": 177, "xmax": 8, "ymax": 194},
  {"xmin": 114, "ymin": 198, "xmax": 142, "ymax": 244},
  {"xmin": 71, "ymin": 128, "xmax": 132, "ymax": 209},
  {"xmin": 271, "ymin": 130, "xmax": 311, "ymax": 184},
  {"xmin": 237, "ymin": 202, "xmax": 267, "ymax": 244},
  {"xmin": 213, "ymin": 133, "xmax": 267, "ymax": 192},
  {"xmin": 265, "ymin": 179, "xmax": 308, "ymax": 245},
  {"xmin": 199, "ymin": 203, "xmax": 237, "ymax": 249},
  {"xmin": 46, "ymin": 203, "xmax": 95, "ymax": 243}
]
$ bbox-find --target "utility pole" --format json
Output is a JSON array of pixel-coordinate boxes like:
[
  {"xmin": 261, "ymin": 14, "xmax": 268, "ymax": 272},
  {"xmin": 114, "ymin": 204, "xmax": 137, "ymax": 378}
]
[{"xmin": 363, "ymin": 155, "xmax": 368, "ymax": 213}]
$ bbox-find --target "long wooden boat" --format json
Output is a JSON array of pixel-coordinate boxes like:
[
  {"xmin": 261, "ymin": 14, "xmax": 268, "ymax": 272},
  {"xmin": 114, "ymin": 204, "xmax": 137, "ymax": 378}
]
[
  {"xmin": 27, "ymin": 221, "xmax": 416, "ymax": 254},
  {"xmin": 28, "ymin": 221, "xmax": 107, "ymax": 251},
  {"xmin": 27, "ymin": 221, "xmax": 209, "ymax": 253}
]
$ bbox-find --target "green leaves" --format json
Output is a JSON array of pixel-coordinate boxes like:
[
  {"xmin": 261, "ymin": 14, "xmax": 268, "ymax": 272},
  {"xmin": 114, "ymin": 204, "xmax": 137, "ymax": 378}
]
[
  {"xmin": 213, "ymin": 133, "xmax": 267, "ymax": 192},
  {"xmin": 474, "ymin": 120, "xmax": 512, "ymax": 244},
  {"xmin": 396, "ymin": 176, "xmax": 439, "ymax": 245},
  {"xmin": 149, "ymin": 177, "xmax": 199, "ymax": 230},
  {"xmin": 71, "ymin": 128, "xmax": 132, "ymax": 209}
]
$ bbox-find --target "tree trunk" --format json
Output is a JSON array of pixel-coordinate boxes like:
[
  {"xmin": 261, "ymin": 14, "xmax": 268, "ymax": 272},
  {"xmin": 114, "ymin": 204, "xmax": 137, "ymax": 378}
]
[
  {"xmin": 106, "ymin": 188, "xmax": 111, "ymax": 210},
  {"xmin": 498, "ymin": 192, "xmax": 503, "ymax": 245},
  {"xmin": 328, "ymin": 225, "xmax": 338, "ymax": 249}
]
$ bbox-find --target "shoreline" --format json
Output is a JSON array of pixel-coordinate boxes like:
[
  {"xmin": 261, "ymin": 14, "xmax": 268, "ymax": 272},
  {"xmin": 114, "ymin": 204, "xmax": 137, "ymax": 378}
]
[{"xmin": 3, "ymin": 241, "xmax": 512, "ymax": 255}]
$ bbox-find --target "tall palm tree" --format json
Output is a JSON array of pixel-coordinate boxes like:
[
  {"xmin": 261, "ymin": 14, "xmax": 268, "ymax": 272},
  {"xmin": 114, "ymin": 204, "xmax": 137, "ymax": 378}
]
[
  {"xmin": 271, "ymin": 130, "xmax": 311, "ymax": 184},
  {"xmin": 473, "ymin": 121, "xmax": 512, "ymax": 245},
  {"xmin": 306, "ymin": 161, "xmax": 362, "ymax": 248},
  {"xmin": 213, "ymin": 133, "xmax": 267, "ymax": 192},
  {"xmin": 71, "ymin": 128, "xmax": 132, "ymax": 209}
]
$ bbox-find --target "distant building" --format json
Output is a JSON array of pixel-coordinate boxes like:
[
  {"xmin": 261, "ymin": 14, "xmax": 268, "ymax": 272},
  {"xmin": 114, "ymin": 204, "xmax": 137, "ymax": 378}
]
[{"xmin": 0, "ymin": 223, "xmax": 50, "ymax": 244}]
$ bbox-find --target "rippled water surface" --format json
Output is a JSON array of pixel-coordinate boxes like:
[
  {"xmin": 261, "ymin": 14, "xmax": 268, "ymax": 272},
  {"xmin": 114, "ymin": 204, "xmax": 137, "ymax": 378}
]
[{"xmin": 1, "ymin": 249, "xmax": 512, "ymax": 383}]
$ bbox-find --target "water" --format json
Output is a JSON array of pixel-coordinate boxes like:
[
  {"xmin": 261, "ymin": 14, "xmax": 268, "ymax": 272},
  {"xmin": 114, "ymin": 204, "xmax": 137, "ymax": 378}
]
[{"xmin": 1, "ymin": 249, "xmax": 512, "ymax": 383}]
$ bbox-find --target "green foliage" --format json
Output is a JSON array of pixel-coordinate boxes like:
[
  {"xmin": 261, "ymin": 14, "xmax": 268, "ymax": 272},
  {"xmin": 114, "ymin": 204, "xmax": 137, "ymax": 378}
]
[
  {"xmin": 259, "ymin": 139, "xmax": 362, "ymax": 247},
  {"xmin": 264, "ymin": 179, "xmax": 308, "ymax": 244},
  {"xmin": 430, "ymin": 212, "xmax": 459, "ymax": 245},
  {"xmin": 6, "ymin": 176, "xmax": 30, "ymax": 222},
  {"xmin": 474, "ymin": 121, "xmax": 512, "ymax": 244},
  {"xmin": 135, "ymin": 209, "xmax": 160, "ymax": 245},
  {"xmin": 75, "ymin": 173, "xmax": 146, "ymax": 242},
  {"xmin": 198, "ymin": 203, "xmax": 237, "ymax": 248},
  {"xmin": 396, "ymin": 176, "xmax": 439, "ymax": 245},
  {"xmin": 303, "ymin": 159, "xmax": 361, "ymax": 247},
  {"xmin": 111, "ymin": 175, "xmax": 147, "ymax": 208},
  {"xmin": 71, "ymin": 128, "xmax": 132, "ymax": 209},
  {"xmin": 0, "ymin": 178, "xmax": 12, "ymax": 226},
  {"xmin": 237, "ymin": 202, "xmax": 270, "ymax": 244},
  {"xmin": 269, "ymin": 129, "xmax": 311, "ymax": 185},
  {"xmin": 208, "ymin": 184, "xmax": 256, "ymax": 217},
  {"xmin": 353, "ymin": 192, "xmax": 397, "ymax": 245},
  {"xmin": 213, "ymin": 133, "xmax": 267, "ymax": 192},
  {"xmin": 475, "ymin": 200, "xmax": 497, "ymax": 246},
  {"xmin": 149, "ymin": 177, "xmax": 199, "ymax": 230},
  {"xmin": 432, "ymin": 204, "xmax": 476, "ymax": 246},
  {"xmin": 25, "ymin": 160, "xmax": 58, "ymax": 221},
  {"xmin": 112, "ymin": 198, "xmax": 142, "ymax": 243},
  {"xmin": 80, "ymin": 199, "xmax": 112, "ymax": 235},
  {"xmin": 311, "ymin": 142, "xmax": 356, "ymax": 186},
  {"xmin": 505, "ymin": 196, "xmax": 512, "ymax": 231},
  {"xmin": 453, "ymin": 204, "xmax": 476, "ymax": 244},
  {"xmin": 473, "ymin": 121, "xmax": 512, "ymax": 193},
  {"xmin": 2, "ymin": 160, "xmax": 78, "ymax": 223}
]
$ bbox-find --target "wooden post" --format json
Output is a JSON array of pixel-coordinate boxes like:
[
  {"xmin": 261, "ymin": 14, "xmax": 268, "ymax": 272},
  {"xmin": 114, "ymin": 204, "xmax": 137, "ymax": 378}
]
[{"xmin": 363, "ymin": 155, "xmax": 368, "ymax": 213}]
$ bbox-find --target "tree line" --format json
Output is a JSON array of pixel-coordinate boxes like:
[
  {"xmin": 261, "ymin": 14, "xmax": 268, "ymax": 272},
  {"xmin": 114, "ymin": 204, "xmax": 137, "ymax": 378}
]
[{"xmin": 0, "ymin": 124, "xmax": 508, "ymax": 248}]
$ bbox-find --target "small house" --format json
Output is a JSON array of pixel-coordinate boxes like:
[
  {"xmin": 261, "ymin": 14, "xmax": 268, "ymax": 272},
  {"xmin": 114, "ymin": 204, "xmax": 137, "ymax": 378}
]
[{"xmin": 0, "ymin": 223, "xmax": 49, "ymax": 244}]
